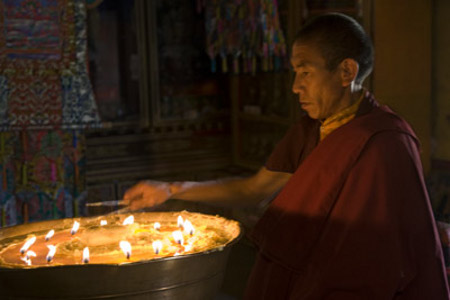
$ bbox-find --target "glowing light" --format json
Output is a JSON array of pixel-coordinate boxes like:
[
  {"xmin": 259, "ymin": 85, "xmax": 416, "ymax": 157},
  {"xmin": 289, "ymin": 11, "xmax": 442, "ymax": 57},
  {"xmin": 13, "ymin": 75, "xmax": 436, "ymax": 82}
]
[
  {"xmin": 152, "ymin": 240, "xmax": 162, "ymax": 254},
  {"xmin": 119, "ymin": 241, "xmax": 131, "ymax": 259},
  {"xmin": 172, "ymin": 230, "xmax": 184, "ymax": 245},
  {"xmin": 153, "ymin": 222, "xmax": 161, "ymax": 231},
  {"xmin": 20, "ymin": 236, "xmax": 36, "ymax": 254},
  {"xmin": 183, "ymin": 219, "xmax": 195, "ymax": 235},
  {"xmin": 25, "ymin": 250, "xmax": 36, "ymax": 260},
  {"xmin": 45, "ymin": 229, "xmax": 55, "ymax": 241},
  {"xmin": 82, "ymin": 247, "xmax": 89, "ymax": 264},
  {"xmin": 20, "ymin": 256, "xmax": 31, "ymax": 266},
  {"xmin": 71, "ymin": 221, "xmax": 80, "ymax": 235},
  {"xmin": 184, "ymin": 243, "xmax": 192, "ymax": 252},
  {"xmin": 177, "ymin": 216, "xmax": 183, "ymax": 228},
  {"xmin": 46, "ymin": 245, "xmax": 56, "ymax": 262},
  {"xmin": 100, "ymin": 220, "xmax": 107, "ymax": 226},
  {"xmin": 122, "ymin": 215, "xmax": 134, "ymax": 226},
  {"xmin": 20, "ymin": 250, "xmax": 36, "ymax": 266}
]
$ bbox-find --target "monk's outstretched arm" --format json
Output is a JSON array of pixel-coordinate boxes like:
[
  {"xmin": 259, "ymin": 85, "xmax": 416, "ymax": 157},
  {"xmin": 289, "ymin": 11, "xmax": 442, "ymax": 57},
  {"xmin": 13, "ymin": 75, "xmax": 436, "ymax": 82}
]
[{"xmin": 123, "ymin": 167, "xmax": 292, "ymax": 210}]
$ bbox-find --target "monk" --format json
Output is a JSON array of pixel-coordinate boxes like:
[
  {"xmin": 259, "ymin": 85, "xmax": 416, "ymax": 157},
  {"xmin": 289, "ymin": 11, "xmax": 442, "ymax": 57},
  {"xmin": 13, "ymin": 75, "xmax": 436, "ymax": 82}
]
[{"xmin": 124, "ymin": 13, "xmax": 449, "ymax": 299}]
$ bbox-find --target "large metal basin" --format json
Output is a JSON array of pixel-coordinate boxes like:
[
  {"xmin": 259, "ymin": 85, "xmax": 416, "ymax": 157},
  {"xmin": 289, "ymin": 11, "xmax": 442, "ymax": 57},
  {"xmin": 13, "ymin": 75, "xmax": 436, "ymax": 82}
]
[{"xmin": 0, "ymin": 212, "xmax": 242, "ymax": 299}]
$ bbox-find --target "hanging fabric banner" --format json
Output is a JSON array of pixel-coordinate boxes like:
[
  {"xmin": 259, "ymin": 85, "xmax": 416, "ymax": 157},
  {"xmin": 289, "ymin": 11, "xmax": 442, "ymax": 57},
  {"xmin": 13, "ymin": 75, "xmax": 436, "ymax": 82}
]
[
  {"xmin": 202, "ymin": 0, "xmax": 287, "ymax": 74},
  {"xmin": 0, "ymin": 0, "xmax": 101, "ymax": 131},
  {"xmin": 0, "ymin": 130, "xmax": 86, "ymax": 225}
]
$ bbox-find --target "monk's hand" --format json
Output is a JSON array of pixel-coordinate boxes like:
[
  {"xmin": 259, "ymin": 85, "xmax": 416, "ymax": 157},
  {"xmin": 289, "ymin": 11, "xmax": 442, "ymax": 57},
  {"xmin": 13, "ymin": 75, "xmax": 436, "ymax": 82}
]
[{"xmin": 123, "ymin": 180, "xmax": 171, "ymax": 210}]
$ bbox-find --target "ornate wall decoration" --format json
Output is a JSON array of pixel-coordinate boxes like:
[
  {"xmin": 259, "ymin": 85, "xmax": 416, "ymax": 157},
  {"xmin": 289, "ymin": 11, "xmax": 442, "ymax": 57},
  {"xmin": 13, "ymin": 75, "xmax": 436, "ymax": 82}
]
[
  {"xmin": 0, "ymin": 0, "xmax": 101, "ymax": 130},
  {"xmin": 0, "ymin": 0, "xmax": 96, "ymax": 226},
  {"xmin": 0, "ymin": 130, "xmax": 86, "ymax": 226}
]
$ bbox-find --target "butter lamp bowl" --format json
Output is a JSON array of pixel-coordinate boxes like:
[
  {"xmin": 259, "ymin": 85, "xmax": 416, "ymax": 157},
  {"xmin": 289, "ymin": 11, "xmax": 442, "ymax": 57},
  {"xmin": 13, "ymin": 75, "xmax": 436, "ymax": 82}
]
[{"xmin": 0, "ymin": 211, "xmax": 242, "ymax": 299}]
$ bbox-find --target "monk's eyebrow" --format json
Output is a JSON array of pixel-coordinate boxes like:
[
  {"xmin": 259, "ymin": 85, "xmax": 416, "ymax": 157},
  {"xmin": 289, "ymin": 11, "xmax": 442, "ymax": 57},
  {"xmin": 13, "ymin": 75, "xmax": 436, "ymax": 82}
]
[{"xmin": 290, "ymin": 59, "xmax": 310, "ymax": 69}]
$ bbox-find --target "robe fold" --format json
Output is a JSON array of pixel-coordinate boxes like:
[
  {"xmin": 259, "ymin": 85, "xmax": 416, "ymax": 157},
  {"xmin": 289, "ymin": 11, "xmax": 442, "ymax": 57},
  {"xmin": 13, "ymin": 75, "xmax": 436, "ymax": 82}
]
[{"xmin": 246, "ymin": 100, "xmax": 449, "ymax": 299}]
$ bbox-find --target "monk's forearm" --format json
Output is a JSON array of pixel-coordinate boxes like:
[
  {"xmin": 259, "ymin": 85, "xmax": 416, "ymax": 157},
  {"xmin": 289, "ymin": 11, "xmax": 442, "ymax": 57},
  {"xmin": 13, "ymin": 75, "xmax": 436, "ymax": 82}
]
[
  {"xmin": 169, "ymin": 178, "xmax": 264, "ymax": 207},
  {"xmin": 124, "ymin": 167, "xmax": 291, "ymax": 210}
]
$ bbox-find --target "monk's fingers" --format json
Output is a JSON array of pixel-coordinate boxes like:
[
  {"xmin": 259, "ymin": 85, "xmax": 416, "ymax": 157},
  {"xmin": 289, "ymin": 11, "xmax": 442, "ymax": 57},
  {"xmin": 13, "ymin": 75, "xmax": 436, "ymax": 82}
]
[
  {"xmin": 123, "ymin": 181, "xmax": 169, "ymax": 209},
  {"xmin": 123, "ymin": 185, "xmax": 146, "ymax": 205},
  {"xmin": 129, "ymin": 195, "xmax": 154, "ymax": 210},
  {"xmin": 129, "ymin": 200, "xmax": 142, "ymax": 211}
]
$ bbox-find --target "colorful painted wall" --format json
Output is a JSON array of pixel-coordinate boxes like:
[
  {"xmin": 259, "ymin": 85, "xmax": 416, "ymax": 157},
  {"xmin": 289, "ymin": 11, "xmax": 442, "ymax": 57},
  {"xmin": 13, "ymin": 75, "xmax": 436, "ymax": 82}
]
[
  {"xmin": 0, "ymin": 0, "xmax": 100, "ymax": 226},
  {"xmin": 0, "ymin": 131, "xmax": 86, "ymax": 226}
]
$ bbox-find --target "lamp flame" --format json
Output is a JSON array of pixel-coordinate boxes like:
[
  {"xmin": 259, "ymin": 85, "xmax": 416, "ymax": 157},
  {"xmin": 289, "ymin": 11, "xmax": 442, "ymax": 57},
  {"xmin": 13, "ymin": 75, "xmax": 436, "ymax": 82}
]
[
  {"xmin": 122, "ymin": 215, "xmax": 134, "ymax": 225},
  {"xmin": 71, "ymin": 221, "xmax": 80, "ymax": 235},
  {"xmin": 154, "ymin": 222, "xmax": 161, "ymax": 231},
  {"xmin": 119, "ymin": 241, "xmax": 131, "ymax": 259},
  {"xmin": 184, "ymin": 243, "xmax": 193, "ymax": 252},
  {"xmin": 82, "ymin": 247, "xmax": 90, "ymax": 264},
  {"xmin": 183, "ymin": 219, "xmax": 195, "ymax": 235},
  {"xmin": 20, "ymin": 256, "xmax": 31, "ymax": 266},
  {"xmin": 172, "ymin": 230, "xmax": 184, "ymax": 245},
  {"xmin": 25, "ymin": 250, "xmax": 36, "ymax": 260},
  {"xmin": 152, "ymin": 240, "xmax": 162, "ymax": 254},
  {"xmin": 45, "ymin": 229, "xmax": 55, "ymax": 241},
  {"xmin": 100, "ymin": 220, "xmax": 107, "ymax": 226},
  {"xmin": 20, "ymin": 236, "xmax": 36, "ymax": 254},
  {"xmin": 46, "ymin": 245, "xmax": 56, "ymax": 262},
  {"xmin": 177, "ymin": 216, "xmax": 184, "ymax": 228}
]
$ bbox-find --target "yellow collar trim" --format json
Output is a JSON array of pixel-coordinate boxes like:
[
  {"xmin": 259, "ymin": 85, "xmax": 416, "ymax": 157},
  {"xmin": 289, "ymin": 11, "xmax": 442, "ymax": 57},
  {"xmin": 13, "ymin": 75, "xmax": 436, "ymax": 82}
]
[{"xmin": 320, "ymin": 91, "xmax": 364, "ymax": 141}]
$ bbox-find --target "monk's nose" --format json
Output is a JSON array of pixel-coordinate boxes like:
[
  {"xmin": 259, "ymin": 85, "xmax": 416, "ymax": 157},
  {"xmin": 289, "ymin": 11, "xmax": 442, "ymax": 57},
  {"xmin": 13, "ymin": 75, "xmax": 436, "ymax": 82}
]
[{"xmin": 292, "ymin": 73, "xmax": 302, "ymax": 94}]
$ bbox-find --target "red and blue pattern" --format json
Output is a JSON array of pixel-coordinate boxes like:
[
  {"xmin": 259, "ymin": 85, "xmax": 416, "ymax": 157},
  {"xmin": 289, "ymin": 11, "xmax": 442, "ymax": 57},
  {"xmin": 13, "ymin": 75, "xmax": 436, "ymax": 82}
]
[
  {"xmin": 0, "ymin": 130, "xmax": 86, "ymax": 226},
  {"xmin": 0, "ymin": 0, "xmax": 100, "ymax": 130},
  {"xmin": 0, "ymin": 0, "xmax": 96, "ymax": 226}
]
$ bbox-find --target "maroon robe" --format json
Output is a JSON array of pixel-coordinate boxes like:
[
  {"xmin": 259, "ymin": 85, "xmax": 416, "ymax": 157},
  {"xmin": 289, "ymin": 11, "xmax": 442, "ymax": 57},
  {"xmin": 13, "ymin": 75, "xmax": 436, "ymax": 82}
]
[{"xmin": 246, "ymin": 97, "xmax": 449, "ymax": 299}]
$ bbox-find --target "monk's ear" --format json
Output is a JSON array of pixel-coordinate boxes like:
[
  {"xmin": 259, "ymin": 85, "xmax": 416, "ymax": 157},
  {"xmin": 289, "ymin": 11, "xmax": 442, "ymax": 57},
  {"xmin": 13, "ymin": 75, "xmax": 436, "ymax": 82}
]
[{"xmin": 339, "ymin": 58, "xmax": 359, "ymax": 87}]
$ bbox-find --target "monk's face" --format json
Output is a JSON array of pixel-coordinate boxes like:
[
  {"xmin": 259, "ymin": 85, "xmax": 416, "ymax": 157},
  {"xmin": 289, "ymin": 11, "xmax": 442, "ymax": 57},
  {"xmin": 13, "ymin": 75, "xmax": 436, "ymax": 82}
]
[{"xmin": 291, "ymin": 43, "xmax": 346, "ymax": 120}]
